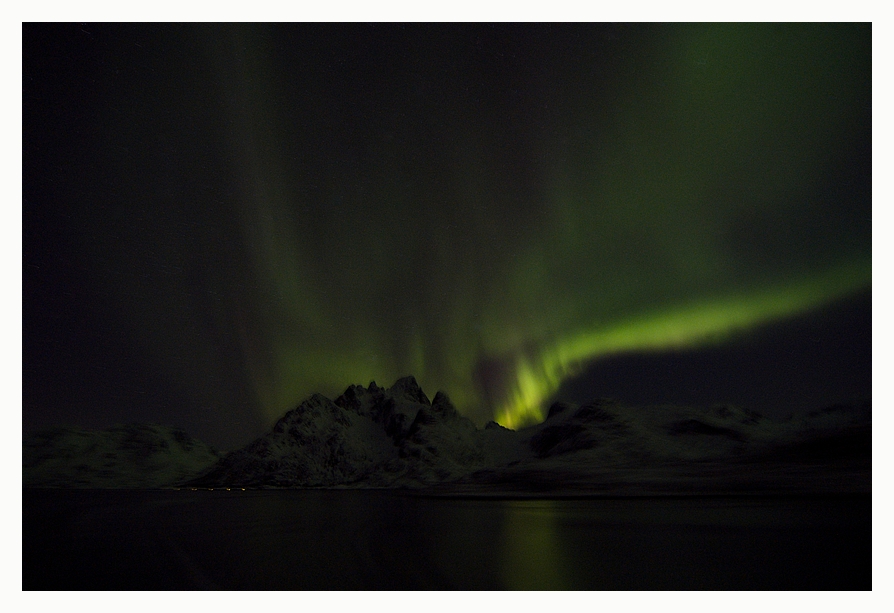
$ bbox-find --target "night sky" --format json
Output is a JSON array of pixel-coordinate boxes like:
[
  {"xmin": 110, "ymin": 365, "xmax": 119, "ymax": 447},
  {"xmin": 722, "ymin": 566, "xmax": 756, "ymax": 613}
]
[{"xmin": 23, "ymin": 23, "xmax": 871, "ymax": 451}]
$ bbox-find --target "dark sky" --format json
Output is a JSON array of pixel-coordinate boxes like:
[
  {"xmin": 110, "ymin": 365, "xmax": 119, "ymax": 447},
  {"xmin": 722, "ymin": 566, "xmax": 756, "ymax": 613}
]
[{"xmin": 23, "ymin": 23, "xmax": 871, "ymax": 450}]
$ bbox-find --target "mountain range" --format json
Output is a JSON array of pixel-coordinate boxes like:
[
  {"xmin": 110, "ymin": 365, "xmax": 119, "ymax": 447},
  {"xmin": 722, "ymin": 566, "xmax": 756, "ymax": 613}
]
[{"xmin": 24, "ymin": 376, "xmax": 871, "ymax": 495}]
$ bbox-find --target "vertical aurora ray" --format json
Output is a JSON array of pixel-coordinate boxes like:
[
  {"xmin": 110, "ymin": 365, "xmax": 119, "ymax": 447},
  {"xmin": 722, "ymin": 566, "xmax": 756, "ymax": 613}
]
[{"xmin": 197, "ymin": 24, "xmax": 869, "ymax": 429}]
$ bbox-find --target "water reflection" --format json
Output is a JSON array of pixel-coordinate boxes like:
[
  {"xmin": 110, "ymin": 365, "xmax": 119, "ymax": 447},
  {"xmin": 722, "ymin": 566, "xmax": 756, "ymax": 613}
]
[
  {"xmin": 500, "ymin": 500, "xmax": 567, "ymax": 590},
  {"xmin": 22, "ymin": 489, "xmax": 871, "ymax": 590}
]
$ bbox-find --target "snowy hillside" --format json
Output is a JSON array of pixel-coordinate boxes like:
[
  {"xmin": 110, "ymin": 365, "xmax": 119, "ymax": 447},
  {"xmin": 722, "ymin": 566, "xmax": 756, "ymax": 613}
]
[
  {"xmin": 461, "ymin": 397, "xmax": 871, "ymax": 495},
  {"xmin": 23, "ymin": 423, "xmax": 221, "ymax": 488}
]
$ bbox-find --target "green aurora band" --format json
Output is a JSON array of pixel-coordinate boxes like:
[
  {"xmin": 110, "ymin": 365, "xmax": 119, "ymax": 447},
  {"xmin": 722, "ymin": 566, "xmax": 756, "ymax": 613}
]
[{"xmin": 202, "ymin": 24, "xmax": 870, "ymax": 429}]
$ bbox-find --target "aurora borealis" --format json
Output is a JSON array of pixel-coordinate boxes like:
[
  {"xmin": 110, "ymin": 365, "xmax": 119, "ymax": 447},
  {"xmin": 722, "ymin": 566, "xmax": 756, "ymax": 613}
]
[{"xmin": 24, "ymin": 23, "xmax": 871, "ymax": 449}]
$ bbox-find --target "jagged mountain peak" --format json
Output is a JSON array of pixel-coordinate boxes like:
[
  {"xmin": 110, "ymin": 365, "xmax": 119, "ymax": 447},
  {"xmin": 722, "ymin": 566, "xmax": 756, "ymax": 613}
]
[
  {"xmin": 389, "ymin": 375, "xmax": 431, "ymax": 406},
  {"xmin": 190, "ymin": 376, "xmax": 484, "ymax": 488}
]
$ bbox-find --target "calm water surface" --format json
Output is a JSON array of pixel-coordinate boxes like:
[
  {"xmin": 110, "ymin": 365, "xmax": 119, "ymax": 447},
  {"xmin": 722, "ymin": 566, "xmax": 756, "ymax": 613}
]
[{"xmin": 23, "ymin": 489, "xmax": 871, "ymax": 590}]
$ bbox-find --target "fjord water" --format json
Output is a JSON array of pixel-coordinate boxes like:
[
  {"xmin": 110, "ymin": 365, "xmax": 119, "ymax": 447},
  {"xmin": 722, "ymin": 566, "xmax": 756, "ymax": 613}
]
[{"xmin": 23, "ymin": 489, "xmax": 870, "ymax": 590}]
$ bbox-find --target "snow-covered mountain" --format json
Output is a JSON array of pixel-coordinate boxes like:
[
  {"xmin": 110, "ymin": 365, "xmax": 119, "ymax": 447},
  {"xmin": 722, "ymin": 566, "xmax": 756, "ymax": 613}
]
[
  {"xmin": 189, "ymin": 376, "xmax": 870, "ymax": 494},
  {"xmin": 23, "ymin": 423, "xmax": 221, "ymax": 488},
  {"xmin": 23, "ymin": 376, "xmax": 869, "ymax": 493},
  {"xmin": 191, "ymin": 377, "xmax": 489, "ymax": 488}
]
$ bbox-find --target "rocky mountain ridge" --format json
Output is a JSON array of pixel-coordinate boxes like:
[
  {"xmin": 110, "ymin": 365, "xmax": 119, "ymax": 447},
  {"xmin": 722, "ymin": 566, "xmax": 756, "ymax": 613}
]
[{"xmin": 191, "ymin": 377, "xmax": 492, "ymax": 487}]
